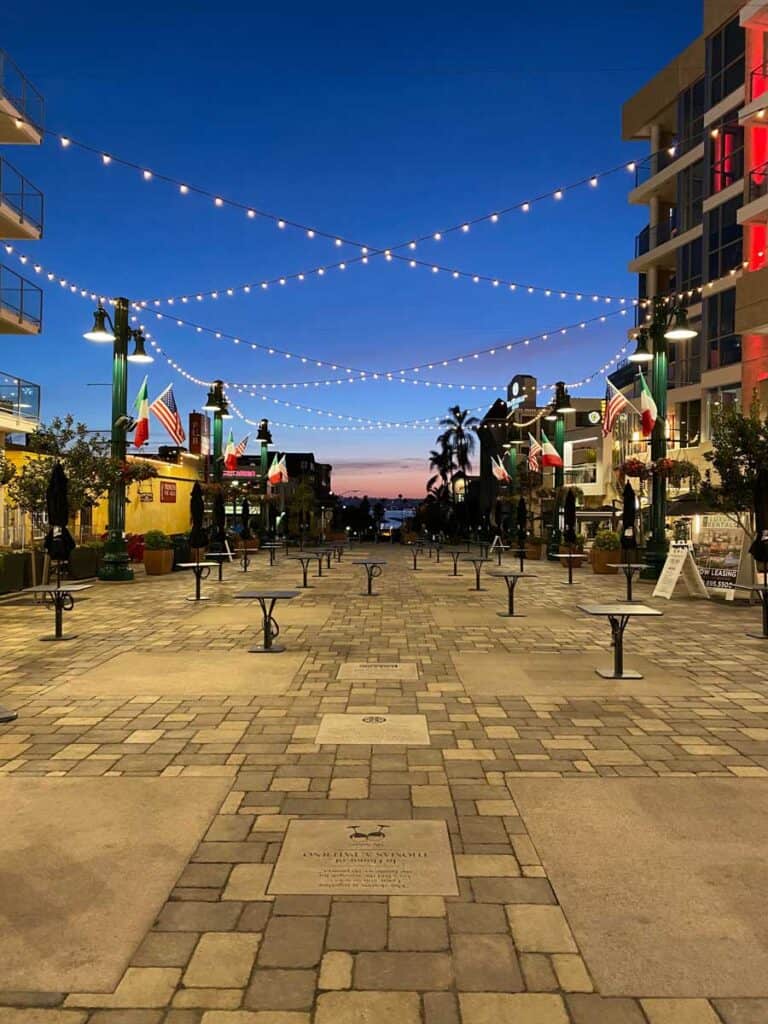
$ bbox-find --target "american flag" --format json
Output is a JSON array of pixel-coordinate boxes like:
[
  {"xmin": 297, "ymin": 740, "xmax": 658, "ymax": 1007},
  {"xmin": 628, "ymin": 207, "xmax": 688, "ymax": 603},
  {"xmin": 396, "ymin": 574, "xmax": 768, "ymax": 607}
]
[
  {"xmin": 235, "ymin": 434, "xmax": 250, "ymax": 457},
  {"xmin": 527, "ymin": 432, "xmax": 541, "ymax": 472},
  {"xmin": 603, "ymin": 380, "xmax": 631, "ymax": 437},
  {"xmin": 149, "ymin": 384, "xmax": 186, "ymax": 445}
]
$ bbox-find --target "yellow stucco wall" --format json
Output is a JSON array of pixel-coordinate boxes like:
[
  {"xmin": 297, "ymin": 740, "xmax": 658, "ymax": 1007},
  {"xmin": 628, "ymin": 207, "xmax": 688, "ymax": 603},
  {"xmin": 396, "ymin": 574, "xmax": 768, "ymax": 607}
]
[{"xmin": 4, "ymin": 451, "xmax": 205, "ymax": 540}]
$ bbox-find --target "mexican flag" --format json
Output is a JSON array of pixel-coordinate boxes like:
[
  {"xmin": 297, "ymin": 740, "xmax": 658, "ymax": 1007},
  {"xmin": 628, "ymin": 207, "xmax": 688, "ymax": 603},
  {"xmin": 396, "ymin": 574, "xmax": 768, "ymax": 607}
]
[
  {"xmin": 540, "ymin": 430, "xmax": 563, "ymax": 468},
  {"xmin": 267, "ymin": 454, "xmax": 283, "ymax": 485},
  {"xmin": 224, "ymin": 429, "xmax": 238, "ymax": 471},
  {"xmin": 638, "ymin": 368, "xmax": 658, "ymax": 436},
  {"xmin": 133, "ymin": 376, "xmax": 149, "ymax": 448}
]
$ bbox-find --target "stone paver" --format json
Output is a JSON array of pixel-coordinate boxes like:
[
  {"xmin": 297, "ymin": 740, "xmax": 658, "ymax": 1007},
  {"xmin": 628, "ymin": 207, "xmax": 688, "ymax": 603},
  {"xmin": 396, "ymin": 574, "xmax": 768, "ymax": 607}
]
[{"xmin": 1, "ymin": 548, "xmax": 765, "ymax": 1019}]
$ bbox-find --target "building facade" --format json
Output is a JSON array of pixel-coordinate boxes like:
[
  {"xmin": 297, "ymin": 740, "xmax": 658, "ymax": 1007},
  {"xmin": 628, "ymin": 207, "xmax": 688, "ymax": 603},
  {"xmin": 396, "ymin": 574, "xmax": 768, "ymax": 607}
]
[
  {"xmin": 623, "ymin": 0, "xmax": 768, "ymax": 479},
  {"xmin": 0, "ymin": 49, "xmax": 44, "ymax": 545}
]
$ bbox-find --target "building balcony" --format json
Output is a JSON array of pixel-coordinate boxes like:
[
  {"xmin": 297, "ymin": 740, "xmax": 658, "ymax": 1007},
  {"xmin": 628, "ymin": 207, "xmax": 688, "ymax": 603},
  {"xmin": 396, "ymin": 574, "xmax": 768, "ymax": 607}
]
[
  {"xmin": 630, "ymin": 141, "xmax": 704, "ymax": 206},
  {"xmin": 0, "ymin": 50, "xmax": 43, "ymax": 144},
  {"xmin": 0, "ymin": 263, "xmax": 42, "ymax": 333},
  {"xmin": 738, "ymin": 161, "xmax": 768, "ymax": 225},
  {"xmin": 0, "ymin": 370, "xmax": 40, "ymax": 434},
  {"xmin": 0, "ymin": 157, "xmax": 43, "ymax": 239},
  {"xmin": 736, "ymin": 263, "xmax": 768, "ymax": 334},
  {"xmin": 629, "ymin": 217, "xmax": 702, "ymax": 274}
]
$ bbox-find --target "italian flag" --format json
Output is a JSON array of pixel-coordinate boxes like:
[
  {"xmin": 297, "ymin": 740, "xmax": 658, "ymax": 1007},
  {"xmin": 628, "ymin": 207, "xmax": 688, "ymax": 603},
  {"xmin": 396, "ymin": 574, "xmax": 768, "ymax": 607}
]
[
  {"xmin": 133, "ymin": 376, "xmax": 149, "ymax": 448},
  {"xmin": 267, "ymin": 454, "xmax": 283, "ymax": 485},
  {"xmin": 540, "ymin": 430, "xmax": 563, "ymax": 468},
  {"xmin": 638, "ymin": 369, "xmax": 658, "ymax": 436},
  {"xmin": 224, "ymin": 429, "xmax": 238, "ymax": 470}
]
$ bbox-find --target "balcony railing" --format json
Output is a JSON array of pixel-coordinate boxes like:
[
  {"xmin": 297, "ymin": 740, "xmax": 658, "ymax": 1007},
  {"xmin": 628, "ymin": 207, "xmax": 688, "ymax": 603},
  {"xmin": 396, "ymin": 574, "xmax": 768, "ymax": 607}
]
[
  {"xmin": 0, "ymin": 263, "xmax": 42, "ymax": 328},
  {"xmin": 711, "ymin": 147, "xmax": 744, "ymax": 193},
  {"xmin": 0, "ymin": 50, "xmax": 44, "ymax": 130},
  {"xmin": 749, "ymin": 60, "xmax": 768, "ymax": 102},
  {"xmin": 749, "ymin": 160, "xmax": 768, "ymax": 203},
  {"xmin": 0, "ymin": 370, "xmax": 40, "ymax": 420},
  {"xmin": 0, "ymin": 156, "xmax": 43, "ymax": 231},
  {"xmin": 633, "ymin": 134, "xmax": 702, "ymax": 187},
  {"xmin": 635, "ymin": 213, "xmax": 679, "ymax": 257}
]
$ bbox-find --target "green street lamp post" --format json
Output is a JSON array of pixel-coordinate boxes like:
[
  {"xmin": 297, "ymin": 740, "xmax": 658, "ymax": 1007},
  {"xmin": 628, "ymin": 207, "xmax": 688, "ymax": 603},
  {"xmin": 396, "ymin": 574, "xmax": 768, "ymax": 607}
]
[
  {"xmin": 202, "ymin": 380, "xmax": 231, "ymax": 484},
  {"xmin": 628, "ymin": 298, "xmax": 697, "ymax": 579},
  {"xmin": 83, "ymin": 299, "xmax": 153, "ymax": 582},
  {"xmin": 256, "ymin": 418, "xmax": 273, "ymax": 532},
  {"xmin": 545, "ymin": 382, "xmax": 575, "ymax": 558}
]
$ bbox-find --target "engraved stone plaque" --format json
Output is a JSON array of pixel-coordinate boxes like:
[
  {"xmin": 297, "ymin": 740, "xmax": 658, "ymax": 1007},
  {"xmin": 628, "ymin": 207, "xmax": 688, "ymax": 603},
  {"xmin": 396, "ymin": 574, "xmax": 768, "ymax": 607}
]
[
  {"xmin": 315, "ymin": 713, "xmax": 430, "ymax": 746},
  {"xmin": 337, "ymin": 662, "xmax": 419, "ymax": 680},
  {"xmin": 267, "ymin": 819, "xmax": 458, "ymax": 895}
]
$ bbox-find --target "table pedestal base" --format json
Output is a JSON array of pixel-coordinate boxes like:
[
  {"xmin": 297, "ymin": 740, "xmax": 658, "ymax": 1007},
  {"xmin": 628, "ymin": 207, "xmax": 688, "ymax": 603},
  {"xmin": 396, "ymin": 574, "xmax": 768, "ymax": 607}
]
[
  {"xmin": 39, "ymin": 634, "xmax": 77, "ymax": 642},
  {"xmin": 186, "ymin": 596, "xmax": 210, "ymax": 602},
  {"xmin": 497, "ymin": 612, "xmax": 524, "ymax": 618},
  {"xmin": 595, "ymin": 668, "xmax": 643, "ymax": 680},
  {"xmin": 0, "ymin": 706, "xmax": 17, "ymax": 723},
  {"xmin": 249, "ymin": 644, "xmax": 286, "ymax": 654},
  {"xmin": 746, "ymin": 632, "xmax": 768, "ymax": 640}
]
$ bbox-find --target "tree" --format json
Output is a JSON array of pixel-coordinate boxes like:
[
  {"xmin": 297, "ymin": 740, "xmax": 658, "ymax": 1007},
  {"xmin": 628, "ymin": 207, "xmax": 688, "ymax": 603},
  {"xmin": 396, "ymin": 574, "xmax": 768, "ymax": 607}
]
[
  {"xmin": 372, "ymin": 502, "xmax": 385, "ymax": 537},
  {"xmin": 701, "ymin": 399, "xmax": 768, "ymax": 529},
  {"xmin": 7, "ymin": 415, "xmax": 154, "ymax": 540},
  {"xmin": 438, "ymin": 405, "xmax": 479, "ymax": 509},
  {"xmin": 286, "ymin": 476, "xmax": 316, "ymax": 537}
]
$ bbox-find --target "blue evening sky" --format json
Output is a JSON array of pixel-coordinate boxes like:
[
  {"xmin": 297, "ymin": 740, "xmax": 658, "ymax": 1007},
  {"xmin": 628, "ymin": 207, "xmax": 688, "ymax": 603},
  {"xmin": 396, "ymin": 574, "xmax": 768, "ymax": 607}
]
[{"xmin": 2, "ymin": 0, "xmax": 700, "ymax": 496}]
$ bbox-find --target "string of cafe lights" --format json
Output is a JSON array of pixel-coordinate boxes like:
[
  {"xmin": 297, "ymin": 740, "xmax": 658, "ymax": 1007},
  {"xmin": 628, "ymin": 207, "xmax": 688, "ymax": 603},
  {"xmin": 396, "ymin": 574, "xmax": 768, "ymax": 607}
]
[
  {"xmin": 138, "ymin": 306, "xmax": 628, "ymax": 378},
  {"xmin": 146, "ymin": 330, "xmax": 633, "ymax": 429}
]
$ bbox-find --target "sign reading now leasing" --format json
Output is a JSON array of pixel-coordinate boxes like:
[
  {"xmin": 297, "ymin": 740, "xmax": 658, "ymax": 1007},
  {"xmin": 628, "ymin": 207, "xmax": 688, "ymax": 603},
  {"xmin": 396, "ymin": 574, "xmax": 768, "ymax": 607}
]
[{"xmin": 653, "ymin": 544, "xmax": 709, "ymax": 601}]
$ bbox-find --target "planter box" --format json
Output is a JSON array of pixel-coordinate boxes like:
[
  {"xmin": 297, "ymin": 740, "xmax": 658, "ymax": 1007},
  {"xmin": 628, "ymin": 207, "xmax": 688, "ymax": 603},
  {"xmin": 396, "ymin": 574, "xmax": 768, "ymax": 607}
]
[
  {"xmin": 0, "ymin": 552, "xmax": 27, "ymax": 594},
  {"xmin": 591, "ymin": 548, "xmax": 620, "ymax": 574},
  {"xmin": 68, "ymin": 546, "xmax": 101, "ymax": 580},
  {"xmin": 144, "ymin": 548, "xmax": 174, "ymax": 575},
  {"xmin": 525, "ymin": 543, "xmax": 543, "ymax": 561},
  {"xmin": 559, "ymin": 546, "xmax": 585, "ymax": 569}
]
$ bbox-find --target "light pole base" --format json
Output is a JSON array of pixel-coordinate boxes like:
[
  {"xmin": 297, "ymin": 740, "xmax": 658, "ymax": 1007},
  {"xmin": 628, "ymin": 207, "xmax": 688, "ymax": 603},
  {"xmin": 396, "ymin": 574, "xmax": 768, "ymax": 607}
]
[{"xmin": 98, "ymin": 561, "xmax": 134, "ymax": 582}]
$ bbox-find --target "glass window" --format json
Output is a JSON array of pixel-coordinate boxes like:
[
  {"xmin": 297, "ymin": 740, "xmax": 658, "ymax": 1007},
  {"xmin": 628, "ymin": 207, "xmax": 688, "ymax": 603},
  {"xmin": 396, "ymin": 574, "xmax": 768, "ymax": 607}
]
[
  {"xmin": 709, "ymin": 109, "xmax": 744, "ymax": 195},
  {"xmin": 678, "ymin": 237, "xmax": 703, "ymax": 292},
  {"xmin": 706, "ymin": 198, "xmax": 742, "ymax": 280},
  {"xmin": 677, "ymin": 78, "xmax": 705, "ymax": 149},
  {"xmin": 705, "ymin": 288, "xmax": 741, "ymax": 369},
  {"xmin": 678, "ymin": 159, "xmax": 705, "ymax": 229},
  {"xmin": 707, "ymin": 17, "xmax": 745, "ymax": 106},
  {"xmin": 705, "ymin": 384, "xmax": 741, "ymax": 439},
  {"xmin": 678, "ymin": 399, "xmax": 702, "ymax": 448}
]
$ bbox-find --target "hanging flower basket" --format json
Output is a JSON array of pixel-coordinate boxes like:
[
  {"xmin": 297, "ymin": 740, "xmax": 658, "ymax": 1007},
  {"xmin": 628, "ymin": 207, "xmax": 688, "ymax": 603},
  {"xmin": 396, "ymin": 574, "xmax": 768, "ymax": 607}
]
[
  {"xmin": 119, "ymin": 461, "xmax": 159, "ymax": 485},
  {"xmin": 650, "ymin": 457, "xmax": 675, "ymax": 479},
  {"xmin": 617, "ymin": 458, "xmax": 650, "ymax": 482}
]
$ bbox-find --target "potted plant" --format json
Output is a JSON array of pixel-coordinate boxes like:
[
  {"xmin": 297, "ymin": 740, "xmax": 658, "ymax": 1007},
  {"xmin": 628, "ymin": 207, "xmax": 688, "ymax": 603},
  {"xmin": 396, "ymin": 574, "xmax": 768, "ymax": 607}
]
[
  {"xmin": 143, "ymin": 530, "xmax": 174, "ymax": 575},
  {"xmin": 590, "ymin": 530, "xmax": 621, "ymax": 574},
  {"xmin": 68, "ymin": 543, "xmax": 102, "ymax": 579},
  {"xmin": 0, "ymin": 550, "xmax": 26, "ymax": 594},
  {"xmin": 525, "ymin": 535, "xmax": 544, "ymax": 560},
  {"xmin": 559, "ymin": 534, "xmax": 586, "ymax": 568}
]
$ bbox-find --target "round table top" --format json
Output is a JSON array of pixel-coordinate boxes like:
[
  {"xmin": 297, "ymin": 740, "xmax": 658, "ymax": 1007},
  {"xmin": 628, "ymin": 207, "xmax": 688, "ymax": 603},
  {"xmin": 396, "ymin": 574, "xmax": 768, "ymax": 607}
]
[
  {"xmin": 24, "ymin": 583, "xmax": 94, "ymax": 593},
  {"xmin": 288, "ymin": 554, "xmax": 314, "ymax": 561},
  {"xmin": 205, "ymin": 551, "xmax": 233, "ymax": 559},
  {"xmin": 235, "ymin": 590, "xmax": 300, "ymax": 600},
  {"xmin": 578, "ymin": 603, "xmax": 662, "ymax": 617},
  {"xmin": 553, "ymin": 553, "xmax": 585, "ymax": 559},
  {"xmin": 177, "ymin": 562, "xmax": 218, "ymax": 568},
  {"xmin": 352, "ymin": 560, "xmax": 387, "ymax": 565},
  {"xmin": 261, "ymin": 542, "xmax": 285, "ymax": 549},
  {"xmin": 606, "ymin": 562, "xmax": 651, "ymax": 570},
  {"xmin": 488, "ymin": 572, "xmax": 537, "ymax": 579}
]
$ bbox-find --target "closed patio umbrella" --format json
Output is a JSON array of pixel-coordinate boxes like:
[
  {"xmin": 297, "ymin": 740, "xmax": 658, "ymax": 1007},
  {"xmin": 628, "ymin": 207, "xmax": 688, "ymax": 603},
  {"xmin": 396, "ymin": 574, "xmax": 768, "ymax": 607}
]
[
  {"xmin": 212, "ymin": 489, "xmax": 227, "ymax": 549},
  {"xmin": 621, "ymin": 481, "xmax": 638, "ymax": 560},
  {"xmin": 563, "ymin": 488, "xmax": 577, "ymax": 546},
  {"xmin": 240, "ymin": 498, "xmax": 252, "ymax": 541},
  {"xmin": 44, "ymin": 462, "xmax": 75, "ymax": 585},
  {"xmin": 189, "ymin": 481, "xmax": 207, "ymax": 556},
  {"xmin": 516, "ymin": 496, "xmax": 527, "ymax": 545},
  {"xmin": 749, "ymin": 469, "xmax": 768, "ymax": 579}
]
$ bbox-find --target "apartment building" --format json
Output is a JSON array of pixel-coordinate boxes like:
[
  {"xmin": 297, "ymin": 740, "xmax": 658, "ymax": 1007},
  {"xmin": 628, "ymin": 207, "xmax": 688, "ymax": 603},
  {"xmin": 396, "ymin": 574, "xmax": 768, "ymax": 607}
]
[
  {"xmin": 0, "ymin": 48, "xmax": 44, "ymax": 544},
  {"xmin": 622, "ymin": 0, "xmax": 768, "ymax": 476}
]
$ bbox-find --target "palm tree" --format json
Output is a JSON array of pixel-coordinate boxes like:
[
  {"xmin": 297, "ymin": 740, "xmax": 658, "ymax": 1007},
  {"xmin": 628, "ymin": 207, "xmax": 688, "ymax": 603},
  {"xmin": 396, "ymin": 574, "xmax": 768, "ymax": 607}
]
[
  {"xmin": 426, "ymin": 445, "xmax": 455, "ymax": 493},
  {"xmin": 438, "ymin": 405, "xmax": 479, "ymax": 501}
]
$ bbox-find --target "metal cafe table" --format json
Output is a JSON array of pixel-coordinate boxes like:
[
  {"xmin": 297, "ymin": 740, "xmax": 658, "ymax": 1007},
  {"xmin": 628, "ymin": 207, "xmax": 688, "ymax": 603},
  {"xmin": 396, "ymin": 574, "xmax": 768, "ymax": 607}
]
[
  {"xmin": 443, "ymin": 548, "xmax": 465, "ymax": 577},
  {"xmin": 235, "ymin": 589, "xmax": 299, "ymax": 653},
  {"xmin": 490, "ymin": 571, "xmax": 537, "ymax": 618},
  {"xmin": 578, "ymin": 603, "xmax": 662, "ymax": 679},
  {"xmin": 408, "ymin": 542, "xmax": 424, "ymax": 571},
  {"xmin": 353, "ymin": 559, "xmax": 387, "ymax": 596},
  {"xmin": 553, "ymin": 552, "xmax": 583, "ymax": 586},
  {"xmin": 177, "ymin": 562, "xmax": 217, "ymax": 602},
  {"xmin": 289, "ymin": 555, "xmax": 315, "ymax": 589},
  {"xmin": 607, "ymin": 561, "xmax": 651, "ymax": 603},
  {"xmin": 305, "ymin": 550, "xmax": 327, "ymax": 578},
  {"xmin": 736, "ymin": 583, "xmax": 768, "ymax": 639},
  {"xmin": 467, "ymin": 557, "xmax": 490, "ymax": 591},
  {"xmin": 24, "ymin": 582, "xmax": 93, "ymax": 641},
  {"xmin": 261, "ymin": 542, "xmax": 284, "ymax": 567},
  {"xmin": 204, "ymin": 550, "xmax": 234, "ymax": 582}
]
